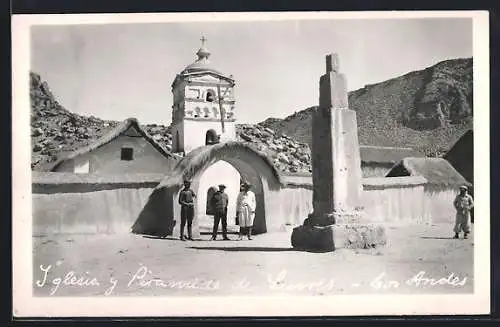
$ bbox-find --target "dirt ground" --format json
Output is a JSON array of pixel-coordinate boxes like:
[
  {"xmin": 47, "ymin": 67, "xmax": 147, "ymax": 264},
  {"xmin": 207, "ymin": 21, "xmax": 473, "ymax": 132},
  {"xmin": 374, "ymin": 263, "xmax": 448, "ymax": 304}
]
[{"xmin": 32, "ymin": 223, "xmax": 474, "ymax": 297}]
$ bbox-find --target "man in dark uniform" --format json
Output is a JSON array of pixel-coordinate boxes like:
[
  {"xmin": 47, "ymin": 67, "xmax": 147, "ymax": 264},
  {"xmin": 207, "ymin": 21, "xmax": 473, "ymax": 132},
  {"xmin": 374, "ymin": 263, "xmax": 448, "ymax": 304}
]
[
  {"xmin": 210, "ymin": 184, "xmax": 230, "ymax": 240},
  {"xmin": 178, "ymin": 179, "xmax": 196, "ymax": 241}
]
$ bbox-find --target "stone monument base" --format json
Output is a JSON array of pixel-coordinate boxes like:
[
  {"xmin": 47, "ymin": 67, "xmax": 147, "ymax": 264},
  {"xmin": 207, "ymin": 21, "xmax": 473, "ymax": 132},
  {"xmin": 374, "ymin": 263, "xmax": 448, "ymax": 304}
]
[
  {"xmin": 291, "ymin": 224, "xmax": 336, "ymax": 252},
  {"xmin": 291, "ymin": 212, "xmax": 387, "ymax": 251},
  {"xmin": 332, "ymin": 223, "xmax": 387, "ymax": 249}
]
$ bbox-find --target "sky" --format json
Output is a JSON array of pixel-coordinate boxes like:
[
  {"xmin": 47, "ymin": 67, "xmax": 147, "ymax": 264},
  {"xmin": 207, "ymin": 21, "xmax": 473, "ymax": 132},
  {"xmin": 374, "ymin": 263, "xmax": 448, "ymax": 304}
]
[{"xmin": 30, "ymin": 18, "xmax": 473, "ymax": 125}]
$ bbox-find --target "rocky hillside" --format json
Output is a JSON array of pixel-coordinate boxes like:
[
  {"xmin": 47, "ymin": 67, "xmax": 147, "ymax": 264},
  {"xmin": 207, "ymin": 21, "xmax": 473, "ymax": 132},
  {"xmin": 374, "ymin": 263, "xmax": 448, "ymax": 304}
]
[
  {"xmin": 260, "ymin": 58, "xmax": 473, "ymax": 157},
  {"xmin": 30, "ymin": 72, "xmax": 311, "ymax": 173}
]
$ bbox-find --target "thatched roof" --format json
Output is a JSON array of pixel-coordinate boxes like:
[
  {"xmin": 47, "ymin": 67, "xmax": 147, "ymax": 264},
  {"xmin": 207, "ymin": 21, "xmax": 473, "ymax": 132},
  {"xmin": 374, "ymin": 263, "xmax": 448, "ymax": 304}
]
[
  {"xmin": 360, "ymin": 145, "xmax": 423, "ymax": 165},
  {"xmin": 31, "ymin": 171, "xmax": 165, "ymax": 194},
  {"xmin": 443, "ymin": 129, "xmax": 473, "ymax": 183},
  {"xmin": 280, "ymin": 175, "xmax": 428, "ymax": 189},
  {"xmin": 363, "ymin": 176, "xmax": 427, "ymax": 187},
  {"xmin": 47, "ymin": 118, "xmax": 179, "ymax": 171},
  {"xmin": 32, "ymin": 171, "xmax": 165, "ymax": 185},
  {"xmin": 156, "ymin": 141, "xmax": 283, "ymax": 190},
  {"xmin": 386, "ymin": 157, "xmax": 472, "ymax": 187}
]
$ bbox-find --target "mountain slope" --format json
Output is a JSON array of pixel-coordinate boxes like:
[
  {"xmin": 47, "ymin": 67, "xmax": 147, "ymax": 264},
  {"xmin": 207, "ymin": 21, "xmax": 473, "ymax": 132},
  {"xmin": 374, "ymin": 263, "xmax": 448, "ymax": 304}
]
[{"xmin": 259, "ymin": 58, "xmax": 473, "ymax": 157}]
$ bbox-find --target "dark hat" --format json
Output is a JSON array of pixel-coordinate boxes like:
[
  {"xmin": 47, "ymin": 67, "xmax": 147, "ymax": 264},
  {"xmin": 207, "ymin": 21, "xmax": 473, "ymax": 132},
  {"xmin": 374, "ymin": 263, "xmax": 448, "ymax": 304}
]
[{"xmin": 218, "ymin": 184, "xmax": 226, "ymax": 189}]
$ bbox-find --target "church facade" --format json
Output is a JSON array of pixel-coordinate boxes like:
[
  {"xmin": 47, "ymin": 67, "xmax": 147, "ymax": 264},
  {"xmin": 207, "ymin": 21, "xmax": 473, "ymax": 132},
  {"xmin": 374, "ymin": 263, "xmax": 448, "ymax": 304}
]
[
  {"xmin": 169, "ymin": 38, "xmax": 242, "ymax": 232},
  {"xmin": 170, "ymin": 37, "xmax": 237, "ymax": 155}
]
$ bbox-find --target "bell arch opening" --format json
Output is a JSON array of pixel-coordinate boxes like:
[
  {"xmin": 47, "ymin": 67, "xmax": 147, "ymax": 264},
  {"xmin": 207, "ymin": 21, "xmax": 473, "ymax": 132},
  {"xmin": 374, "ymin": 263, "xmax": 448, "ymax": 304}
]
[{"xmin": 205, "ymin": 129, "xmax": 219, "ymax": 145}]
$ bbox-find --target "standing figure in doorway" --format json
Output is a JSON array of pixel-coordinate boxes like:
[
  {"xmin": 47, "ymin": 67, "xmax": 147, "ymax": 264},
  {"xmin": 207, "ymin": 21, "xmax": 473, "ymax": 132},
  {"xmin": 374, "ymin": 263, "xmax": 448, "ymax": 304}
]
[
  {"xmin": 211, "ymin": 184, "xmax": 230, "ymax": 240},
  {"xmin": 453, "ymin": 185, "xmax": 474, "ymax": 239},
  {"xmin": 178, "ymin": 179, "xmax": 196, "ymax": 241},
  {"xmin": 236, "ymin": 182, "xmax": 256, "ymax": 240}
]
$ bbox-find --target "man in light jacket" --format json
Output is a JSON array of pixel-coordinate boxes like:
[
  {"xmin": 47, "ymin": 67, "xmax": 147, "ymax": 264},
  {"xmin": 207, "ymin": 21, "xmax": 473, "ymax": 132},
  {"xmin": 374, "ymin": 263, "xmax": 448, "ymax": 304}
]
[{"xmin": 453, "ymin": 185, "xmax": 474, "ymax": 239}]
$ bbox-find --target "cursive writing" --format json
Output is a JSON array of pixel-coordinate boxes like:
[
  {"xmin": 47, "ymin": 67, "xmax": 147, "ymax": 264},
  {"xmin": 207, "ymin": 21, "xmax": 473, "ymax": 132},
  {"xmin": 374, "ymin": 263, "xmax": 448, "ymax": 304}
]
[
  {"xmin": 267, "ymin": 270, "xmax": 336, "ymax": 292},
  {"xmin": 36, "ymin": 264, "xmax": 101, "ymax": 295},
  {"xmin": 127, "ymin": 265, "xmax": 220, "ymax": 290},
  {"xmin": 406, "ymin": 271, "xmax": 468, "ymax": 287},
  {"xmin": 370, "ymin": 272, "xmax": 400, "ymax": 290}
]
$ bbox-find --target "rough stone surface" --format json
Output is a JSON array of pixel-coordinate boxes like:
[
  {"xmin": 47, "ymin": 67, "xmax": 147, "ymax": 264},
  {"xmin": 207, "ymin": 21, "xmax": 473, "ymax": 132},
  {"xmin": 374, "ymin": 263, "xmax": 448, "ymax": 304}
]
[
  {"xmin": 290, "ymin": 225, "xmax": 335, "ymax": 252},
  {"xmin": 332, "ymin": 224, "xmax": 387, "ymax": 249}
]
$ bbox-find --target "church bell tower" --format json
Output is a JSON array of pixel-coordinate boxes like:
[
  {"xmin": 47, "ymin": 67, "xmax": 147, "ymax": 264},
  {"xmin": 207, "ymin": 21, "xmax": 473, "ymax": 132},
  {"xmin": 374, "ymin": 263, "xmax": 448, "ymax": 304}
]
[{"xmin": 170, "ymin": 37, "xmax": 237, "ymax": 154}]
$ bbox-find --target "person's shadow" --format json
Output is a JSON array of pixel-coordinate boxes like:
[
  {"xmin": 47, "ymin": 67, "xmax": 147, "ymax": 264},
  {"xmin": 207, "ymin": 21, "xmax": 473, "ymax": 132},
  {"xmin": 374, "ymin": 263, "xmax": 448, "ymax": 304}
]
[
  {"xmin": 420, "ymin": 236, "xmax": 457, "ymax": 240},
  {"xmin": 188, "ymin": 246, "xmax": 335, "ymax": 253},
  {"xmin": 188, "ymin": 246, "xmax": 296, "ymax": 252}
]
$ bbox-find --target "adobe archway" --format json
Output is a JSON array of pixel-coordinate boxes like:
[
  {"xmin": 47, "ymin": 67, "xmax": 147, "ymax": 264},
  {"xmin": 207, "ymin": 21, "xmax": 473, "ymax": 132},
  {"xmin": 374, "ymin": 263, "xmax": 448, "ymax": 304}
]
[
  {"xmin": 131, "ymin": 141, "xmax": 283, "ymax": 238},
  {"xmin": 192, "ymin": 158, "xmax": 267, "ymax": 235}
]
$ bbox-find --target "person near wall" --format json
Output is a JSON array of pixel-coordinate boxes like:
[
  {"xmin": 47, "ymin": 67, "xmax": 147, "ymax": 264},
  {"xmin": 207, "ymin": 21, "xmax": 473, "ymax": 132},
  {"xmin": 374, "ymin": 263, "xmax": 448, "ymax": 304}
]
[
  {"xmin": 453, "ymin": 185, "xmax": 474, "ymax": 239},
  {"xmin": 210, "ymin": 184, "xmax": 230, "ymax": 241},
  {"xmin": 236, "ymin": 182, "xmax": 257, "ymax": 240},
  {"xmin": 178, "ymin": 179, "xmax": 196, "ymax": 241}
]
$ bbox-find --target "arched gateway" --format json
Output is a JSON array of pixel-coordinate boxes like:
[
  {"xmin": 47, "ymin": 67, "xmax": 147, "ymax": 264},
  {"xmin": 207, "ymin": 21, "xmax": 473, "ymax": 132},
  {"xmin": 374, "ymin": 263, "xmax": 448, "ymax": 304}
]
[{"xmin": 131, "ymin": 141, "xmax": 283, "ymax": 238}]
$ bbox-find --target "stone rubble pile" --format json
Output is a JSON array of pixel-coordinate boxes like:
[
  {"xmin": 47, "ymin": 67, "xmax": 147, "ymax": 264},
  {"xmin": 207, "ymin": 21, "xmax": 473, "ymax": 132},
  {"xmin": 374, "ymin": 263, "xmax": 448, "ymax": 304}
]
[{"xmin": 236, "ymin": 124, "xmax": 312, "ymax": 174}]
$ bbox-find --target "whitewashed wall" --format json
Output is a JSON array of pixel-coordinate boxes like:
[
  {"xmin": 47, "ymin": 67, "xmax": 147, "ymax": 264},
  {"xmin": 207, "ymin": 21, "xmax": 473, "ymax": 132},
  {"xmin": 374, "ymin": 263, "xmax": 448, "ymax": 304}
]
[
  {"xmin": 424, "ymin": 186, "xmax": 461, "ymax": 224},
  {"xmin": 265, "ymin": 186, "xmax": 313, "ymax": 231},
  {"xmin": 33, "ymin": 188, "xmax": 154, "ymax": 236},
  {"xmin": 34, "ymin": 172, "xmax": 451, "ymax": 237},
  {"xmin": 361, "ymin": 184, "xmax": 428, "ymax": 224},
  {"xmin": 278, "ymin": 175, "xmax": 430, "ymax": 227}
]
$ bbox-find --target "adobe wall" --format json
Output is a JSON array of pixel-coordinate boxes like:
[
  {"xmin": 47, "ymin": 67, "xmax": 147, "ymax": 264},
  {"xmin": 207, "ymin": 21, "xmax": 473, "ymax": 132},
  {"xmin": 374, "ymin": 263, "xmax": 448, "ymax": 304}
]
[
  {"xmin": 280, "ymin": 175, "xmax": 430, "ymax": 226},
  {"xmin": 32, "ymin": 172, "xmax": 160, "ymax": 236},
  {"xmin": 32, "ymin": 172, "xmax": 440, "ymax": 237},
  {"xmin": 423, "ymin": 185, "xmax": 461, "ymax": 224}
]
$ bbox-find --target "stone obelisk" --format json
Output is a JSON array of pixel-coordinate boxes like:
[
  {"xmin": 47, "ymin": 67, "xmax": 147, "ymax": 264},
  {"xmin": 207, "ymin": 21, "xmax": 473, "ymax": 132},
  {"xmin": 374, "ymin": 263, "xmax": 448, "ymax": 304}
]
[
  {"xmin": 291, "ymin": 53, "xmax": 366, "ymax": 252},
  {"xmin": 312, "ymin": 53, "xmax": 363, "ymax": 225}
]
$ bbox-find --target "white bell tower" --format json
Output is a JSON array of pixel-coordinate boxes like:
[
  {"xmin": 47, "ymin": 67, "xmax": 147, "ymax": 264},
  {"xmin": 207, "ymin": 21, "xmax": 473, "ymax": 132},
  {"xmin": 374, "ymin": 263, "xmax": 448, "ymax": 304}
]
[{"xmin": 171, "ymin": 37, "xmax": 237, "ymax": 154}]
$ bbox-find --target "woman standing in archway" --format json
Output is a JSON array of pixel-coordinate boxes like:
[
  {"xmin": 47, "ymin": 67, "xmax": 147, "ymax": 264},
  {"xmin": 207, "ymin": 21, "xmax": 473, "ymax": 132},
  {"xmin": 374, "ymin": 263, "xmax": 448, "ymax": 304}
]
[{"xmin": 236, "ymin": 182, "xmax": 256, "ymax": 240}]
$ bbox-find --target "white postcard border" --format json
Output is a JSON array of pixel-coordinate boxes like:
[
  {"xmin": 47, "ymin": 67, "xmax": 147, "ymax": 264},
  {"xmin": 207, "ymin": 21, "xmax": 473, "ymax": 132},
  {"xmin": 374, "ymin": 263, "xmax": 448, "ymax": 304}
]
[{"xmin": 12, "ymin": 11, "xmax": 490, "ymax": 317}]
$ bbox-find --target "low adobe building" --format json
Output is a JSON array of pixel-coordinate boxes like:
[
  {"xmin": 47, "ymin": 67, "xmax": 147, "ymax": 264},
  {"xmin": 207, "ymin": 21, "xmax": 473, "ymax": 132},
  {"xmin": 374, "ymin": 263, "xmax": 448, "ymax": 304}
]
[
  {"xmin": 359, "ymin": 145, "xmax": 423, "ymax": 177},
  {"xmin": 46, "ymin": 118, "xmax": 180, "ymax": 174},
  {"xmin": 386, "ymin": 157, "xmax": 472, "ymax": 223}
]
